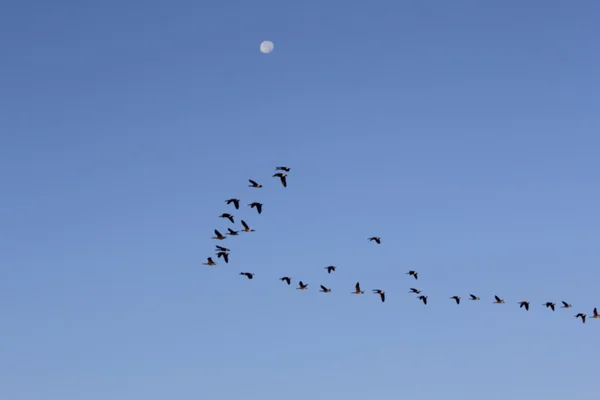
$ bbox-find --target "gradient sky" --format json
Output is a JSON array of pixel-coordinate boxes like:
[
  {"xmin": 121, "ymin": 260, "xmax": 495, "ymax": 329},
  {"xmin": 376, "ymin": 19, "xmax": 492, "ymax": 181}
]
[{"xmin": 1, "ymin": 1, "xmax": 599, "ymax": 399}]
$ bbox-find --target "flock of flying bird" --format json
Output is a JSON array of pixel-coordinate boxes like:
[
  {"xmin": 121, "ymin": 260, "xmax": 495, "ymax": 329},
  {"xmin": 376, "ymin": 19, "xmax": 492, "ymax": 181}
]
[{"xmin": 204, "ymin": 166, "xmax": 599, "ymax": 325}]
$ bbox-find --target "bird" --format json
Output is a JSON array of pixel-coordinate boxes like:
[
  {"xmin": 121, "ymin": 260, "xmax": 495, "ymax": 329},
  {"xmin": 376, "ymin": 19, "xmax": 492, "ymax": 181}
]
[
  {"xmin": 216, "ymin": 251, "xmax": 229, "ymax": 263},
  {"xmin": 373, "ymin": 289, "xmax": 385, "ymax": 303},
  {"xmin": 418, "ymin": 295, "xmax": 428, "ymax": 305},
  {"xmin": 248, "ymin": 179, "xmax": 262, "ymax": 188},
  {"xmin": 240, "ymin": 220, "xmax": 255, "ymax": 232},
  {"xmin": 212, "ymin": 229, "xmax": 226, "ymax": 240},
  {"xmin": 203, "ymin": 257, "xmax": 216, "ymax": 266},
  {"xmin": 280, "ymin": 276, "xmax": 291, "ymax": 285},
  {"xmin": 561, "ymin": 301, "xmax": 572, "ymax": 308},
  {"xmin": 320, "ymin": 285, "xmax": 332, "ymax": 293},
  {"xmin": 406, "ymin": 270, "xmax": 418, "ymax": 280},
  {"xmin": 352, "ymin": 282, "xmax": 364, "ymax": 295},
  {"xmin": 368, "ymin": 236, "xmax": 381, "ymax": 244},
  {"xmin": 494, "ymin": 295, "xmax": 505, "ymax": 304},
  {"xmin": 297, "ymin": 281, "xmax": 308, "ymax": 290},
  {"xmin": 325, "ymin": 265, "xmax": 336, "ymax": 274},
  {"xmin": 225, "ymin": 198, "xmax": 240, "ymax": 209},
  {"xmin": 469, "ymin": 294, "xmax": 480, "ymax": 301},
  {"xmin": 240, "ymin": 272, "xmax": 254, "ymax": 279},
  {"xmin": 450, "ymin": 296, "xmax": 461, "ymax": 305},
  {"xmin": 409, "ymin": 288, "xmax": 421, "ymax": 294},
  {"xmin": 575, "ymin": 313, "xmax": 586, "ymax": 323},
  {"xmin": 215, "ymin": 245, "xmax": 230, "ymax": 252},
  {"xmin": 219, "ymin": 213, "xmax": 235, "ymax": 223},
  {"xmin": 227, "ymin": 228, "xmax": 239, "ymax": 236},
  {"xmin": 273, "ymin": 172, "xmax": 287, "ymax": 187},
  {"xmin": 592, "ymin": 307, "xmax": 599, "ymax": 319},
  {"xmin": 544, "ymin": 302, "xmax": 556, "ymax": 311},
  {"xmin": 276, "ymin": 166, "xmax": 290, "ymax": 172},
  {"xmin": 518, "ymin": 301, "xmax": 530, "ymax": 311},
  {"xmin": 248, "ymin": 202, "xmax": 263, "ymax": 214}
]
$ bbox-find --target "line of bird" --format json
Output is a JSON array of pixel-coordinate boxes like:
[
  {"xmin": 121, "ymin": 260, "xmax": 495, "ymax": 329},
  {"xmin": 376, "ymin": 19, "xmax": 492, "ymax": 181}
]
[{"xmin": 203, "ymin": 166, "xmax": 598, "ymax": 325}]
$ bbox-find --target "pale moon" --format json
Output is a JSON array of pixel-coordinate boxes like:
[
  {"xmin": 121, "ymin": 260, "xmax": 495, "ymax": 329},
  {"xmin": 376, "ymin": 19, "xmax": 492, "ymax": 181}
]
[{"xmin": 260, "ymin": 41, "xmax": 274, "ymax": 54}]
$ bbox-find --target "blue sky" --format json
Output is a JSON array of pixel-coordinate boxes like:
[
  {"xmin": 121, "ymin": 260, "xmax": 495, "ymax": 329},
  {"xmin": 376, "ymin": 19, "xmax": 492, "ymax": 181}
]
[{"xmin": 1, "ymin": 1, "xmax": 599, "ymax": 399}]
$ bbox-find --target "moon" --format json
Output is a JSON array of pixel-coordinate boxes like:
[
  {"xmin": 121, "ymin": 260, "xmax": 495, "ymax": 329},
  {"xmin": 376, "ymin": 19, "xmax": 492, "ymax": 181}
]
[{"xmin": 260, "ymin": 41, "xmax": 274, "ymax": 54}]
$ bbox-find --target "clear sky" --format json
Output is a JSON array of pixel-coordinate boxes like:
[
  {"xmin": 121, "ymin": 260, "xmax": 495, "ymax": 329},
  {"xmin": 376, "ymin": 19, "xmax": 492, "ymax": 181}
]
[{"xmin": 1, "ymin": 1, "xmax": 599, "ymax": 399}]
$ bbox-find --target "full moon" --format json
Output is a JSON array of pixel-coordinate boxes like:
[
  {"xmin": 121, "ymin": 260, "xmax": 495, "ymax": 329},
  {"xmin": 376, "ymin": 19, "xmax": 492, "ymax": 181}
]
[{"xmin": 260, "ymin": 40, "xmax": 274, "ymax": 54}]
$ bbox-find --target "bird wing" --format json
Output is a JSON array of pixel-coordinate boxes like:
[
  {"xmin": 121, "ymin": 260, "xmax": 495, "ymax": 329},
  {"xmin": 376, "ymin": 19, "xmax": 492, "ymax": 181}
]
[
  {"xmin": 241, "ymin": 220, "xmax": 249, "ymax": 230},
  {"xmin": 381, "ymin": 292, "xmax": 385, "ymax": 302},
  {"xmin": 495, "ymin": 295, "xmax": 501, "ymax": 302},
  {"xmin": 281, "ymin": 175, "xmax": 287, "ymax": 187},
  {"xmin": 249, "ymin": 179, "xmax": 257, "ymax": 185},
  {"xmin": 223, "ymin": 253, "xmax": 229, "ymax": 263},
  {"xmin": 355, "ymin": 282, "xmax": 361, "ymax": 291},
  {"xmin": 320, "ymin": 285, "xmax": 327, "ymax": 291},
  {"xmin": 257, "ymin": 204, "xmax": 262, "ymax": 213}
]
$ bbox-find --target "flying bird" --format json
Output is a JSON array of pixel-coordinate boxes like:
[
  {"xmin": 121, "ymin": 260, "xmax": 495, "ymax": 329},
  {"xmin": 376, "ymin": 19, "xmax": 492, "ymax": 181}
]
[
  {"xmin": 320, "ymin": 285, "xmax": 332, "ymax": 293},
  {"xmin": 227, "ymin": 228, "xmax": 239, "ymax": 236},
  {"xmin": 518, "ymin": 301, "xmax": 530, "ymax": 311},
  {"xmin": 212, "ymin": 229, "xmax": 226, "ymax": 240},
  {"xmin": 469, "ymin": 294, "xmax": 480, "ymax": 301},
  {"xmin": 368, "ymin": 237, "xmax": 381, "ymax": 244},
  {"xmin": 215, "ymin": 245, "xmax": 230, "ymax": 252},
  {"xmin": 240, "ymin": 272, "xmax": 254, "ymax": 279},
  {"xmin": 216, "ymin": 251, "xmax": 229, "ymax": 263},
  {"xmin": 203, "ymin": 257, "xmax": 216, "ymax": 266},
  {"xmin": 248, "ymin": 202, "xmax": 263, "ymax": 214},
  {"xmin": 325, "ymin": 266, "xmax": 336, "ymax": 274},
  {"xmin": 225, "ymin": 198, "xmax": 240, "ymax": 209},
  {"xmin": 575, "ymin": 313, "xmax": 586, "ymax": 323},
  {"xmin": 373, "ymin": 289, "xmax": 385, "ymax": 303},
  {"xmin": 240, "ymin": 220, "xmax": 255, "ymax": 232},
  {"xmin": 406, "ymin": 270, "xmax": 418, "ymax": 280},
  {"xmin": 352, "ymin": 282, "xmax": 364, "ymax": 295},
  {"xmin": 494, "ymin": 295, "xmax": 505, "ymax": 304},
  {"xmin": 418, "ymin": 295, "xmax": 428, "ymax": 305},
  {"xmin": 280, "ymin": 276, "xmax": 291, "ymax": 285},
  {"xmin": 561, "ymin": 301, "xmax": 572, "ymax": 308},
  {"xmin": 276, "ymin": 166, "xmax": 290, "ymax": 172},
  {"xmin": 297, "ymin": 281, "xmax": 308, "ymax": 290},
  {"xmin": 248, "ymin": 179, "xmax": 262, "ymax": 188},
  {"xmin": 450, "ymin": 296, "xmax": 461, "ymax": 305},
  {"xmin": 219, "ymin": 213, "xmax": 235, "ymax": 223},
  {"xmin": 592, "ymin": 307, "xmax": 599, "ymax": 319},
  {"xmin": 273, "ymin": 173, "xmax": 287, "ymax": 187},
  {"xmin": 409, "ymin": 288, "xmax": 421, "ymax": 294},
  {"xmin": 544, "ymin": 302, "xmax": 556, "ymax": 311}
]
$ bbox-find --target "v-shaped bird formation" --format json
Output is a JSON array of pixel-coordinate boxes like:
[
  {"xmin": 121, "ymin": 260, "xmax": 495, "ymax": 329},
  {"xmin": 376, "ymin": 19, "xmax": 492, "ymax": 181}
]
[{"xmin": 203, "ymin": 166, "xmax": 597, "ymax": 325}]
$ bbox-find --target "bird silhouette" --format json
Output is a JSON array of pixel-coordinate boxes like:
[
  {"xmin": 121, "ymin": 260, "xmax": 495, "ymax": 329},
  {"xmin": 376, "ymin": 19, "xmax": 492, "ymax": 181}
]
[
  {"xmin": 212, "ymin": 229, "xmax": 226, "ymax": 240},
  {"xmin": 373, "ymin": 289, "xmax": 385, "ymax": 303},
  {"xmin": 418, "ymin": 295, "xmax": 428, "ymax": 305},
  {"xmin": 494, "ymin": 295, "xmax": 505, "ymax": 304},
  {"xmin": 368, "ymin": 236, "xmax": 381, "ymax": 244},
  {"xmin": 280, "ymin": 276, "xmax": 291, "ymax": 285},
  {"xmin": 325, "ymin": 265, "xmax": 336, "ymax": 274},
  {"xmin": 225, "ymin": 198, "xmax": 240, "ymax": 209},
  {"xmin": 406, "ymin": 270, "xmax": 418, "ymax": 280},
  {"xmin": 469, "ymin": 294, "xmax": 480, "ymax": 301},
  {"xmin": 276, "ymin": 166, "xmax": 290, "ymax": 172},
  {"xmin": 409, "ymin": 288, "xmax": 421, "ymax": 294},
  {"xmin": 240, "ymin": 272, "xmax": 254, "ymax": 279},
  {"xmin": 240, "ymin": 220, "xmax": 255, "ymax": 233},
  {"xmin": 320, "ymin": 285, "xmax": 332, "ymax": 293},
  {"xmin": 273, "ymin": 173, "xmax": 287, "ymax": 187},
  {"xmin": 203, "ymin": 257, "xmax": 216, "ymax": 266},
  {"xmin": 575, "ymin": 313, "xmax": 586, "ymax": 323},
  {"xmin": 248, "ymin": 179, "xmax": 262, "ymax": 188},
  {"xmin": 297, "ymin": 281, "xmax": 308, "ymax": 290},
  {"xmin": 216, "ymin": 251, "xmax": 229, "ymax": 263},
  {"xmin": 518, "ymin": 301, "xmax": 530, "ymax": 311},
  {"xmin": 544, "ymin": 302, "xmax": 556, "ymax": 311},
  {"xmin": 352, "ymin": 282, "xmax": 364, "ymax": 295},
  {"xmin": 219, "ymin": 213, "xmax": 235, "ymax": 223},
  {"xmin": 450, "ymin": 296, "xmax": 461, "ymax": 305},
  {"xmin": 248, "ymin": 202, "xmax": 263, "ymax": 214}
]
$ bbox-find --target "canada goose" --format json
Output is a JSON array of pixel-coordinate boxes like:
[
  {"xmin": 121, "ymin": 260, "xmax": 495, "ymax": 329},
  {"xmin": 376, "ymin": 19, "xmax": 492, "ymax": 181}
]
[
  {"xmin": 216, "ymin": 251, "xmax": 229, "ymax": 263},
  {"xmin": 297, "ymin": 281, "xmax": 308, "ymax": 290},
  {"xmin": 469, "ymin": 294, "xmax": 480, "ymax": 301},
  {"xmin": 280, "ymin": 277, "xmax": 291, "ymax": 285},
  {"xmin": 450, "ymin": 296, "xmax": 461, "ymax": 305},
  {"xmin": 518, "ymin": 301, "xmax": 530, "ymax": 311},
  {"xmin": 276, "ymin": 166, "xmax": 290, "ymax": 172},
  {"xmin": 240, "ymin": 272, "xmax": 254, "ymax": 279},
  {"xmin": 203, "ymin": 257, "xmax": 216, "ymax": 266},
  {"xmin": 227, "ymin": 228, "xmax": 239, "ymax": 236},
  {"xmin": 368, "ymin": 236, "xmax": 381, "ymax": 244},
  {"xmin": 406, "ymin": 270, "xmax": 418, "ymax": 280},
  {"xmin": 320, "ymin": 285, "xmax": 332, "ymax": 293},
  {"xmin": 544, "ymin": 302, "xmax": 556, "ymax": 311},
  {"xmin": 418, "ymin": 295, "xmax": 428, "ymax": 305},
  {"xmin": 575, "ymin": 313, "xmax": 586, "ymax": 323},
  {"xmin": 225, "ymin": 198, "xmax": 240, "ymax": 209},
  {"xmin": 219, "ymin": 213, "xmax": 235, "ymax": 223},
  {"xmin": 373, "ymin": 289, "xmax": 385, "ymax": 303},
  {"xmin": 248, "ymin": 202, "xmax": 263, "ymax": 214},
  {"xmin": 409, "ymin": 288, "xmax": 421, "ymax": 294},
  {"xmin": 273, "ymin": 173, "xmax": 287, "ymax": 187},
  {"xmin": 212, "ymin": 229, "xmax": 226, "ymax": 240},
  {"xmin": 248, "ymin": 179, "xmax": 262, "ymax": 188},
  {"xmin": 240, "ymin": 220, "xmax": 255, "ymax": 233},
  {"xmin": 352, "ymin": 282, "xmax": 364, "ymax": 295},
  {"xmin": 561, "ymin": 301, "xmax": 572, "ymax": 308},
  {"xmin": 215, "ymin": 245, "xmax": 230, "ymax": 252},
  {"xmin": 592, "ymin": 307, "xmax": 599, "ymax": 319},
  {"xmin": 493, "ymin": 295, "xmax": 505, "ymax": 304},
  {"xmin": 325, "ymin": 265, "xmax": 336, "ymax": 274}
]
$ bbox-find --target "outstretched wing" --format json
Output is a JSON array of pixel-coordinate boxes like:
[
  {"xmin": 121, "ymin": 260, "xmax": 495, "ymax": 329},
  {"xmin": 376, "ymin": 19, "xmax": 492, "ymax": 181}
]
[{"xmin": 241, "ymin": 220, "xmax": 249, "ymax": 230}]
